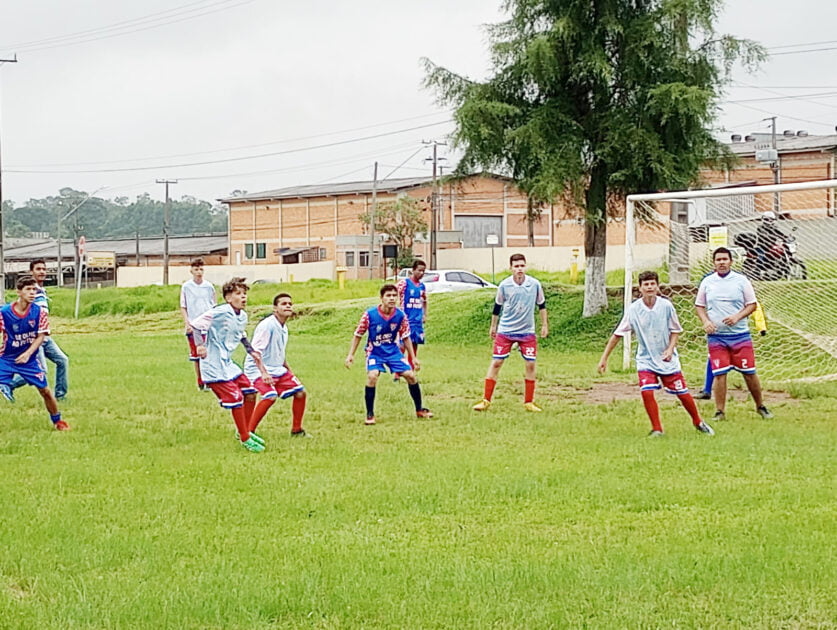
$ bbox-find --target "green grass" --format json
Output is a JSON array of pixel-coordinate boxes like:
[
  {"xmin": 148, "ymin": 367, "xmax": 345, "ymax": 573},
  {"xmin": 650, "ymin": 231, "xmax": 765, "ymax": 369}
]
[{"xmin": 1, "ymin": 290, "xmax": 836, "ymax": 628}]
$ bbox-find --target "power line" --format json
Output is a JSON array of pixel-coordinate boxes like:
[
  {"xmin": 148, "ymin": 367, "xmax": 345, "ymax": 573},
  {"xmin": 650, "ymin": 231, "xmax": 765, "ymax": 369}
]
[
  {"xmin": 5, "ymin": 120, "xmax": 454, "ymax": 174},
  {"xmin": 0, "ymin": 0, "xmax": 259, "ymax": 55},
  {"xmin": 766, "ymin": 39, "xmax": 837, "ymax": 51},
  {"xmin": 725, "ymin": 91, "xmax": 837, "ymax": 104},
  {"xmin": 770, "ymin": 46, "xmax": 837, "ymax": 57},
  {"xmin": 9, "ymin": 111, "xmax": 452, "ymax": 168}
]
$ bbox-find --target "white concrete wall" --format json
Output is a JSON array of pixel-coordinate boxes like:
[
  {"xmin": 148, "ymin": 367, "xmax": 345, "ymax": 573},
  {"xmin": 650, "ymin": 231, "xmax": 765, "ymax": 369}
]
[
  {"xmin": 117, "ymin": 261, "xmax": 336, "ymax": 288},
  {"xmin": 437, "ymin": 244, "xmax": 668, "ymax": 274}
]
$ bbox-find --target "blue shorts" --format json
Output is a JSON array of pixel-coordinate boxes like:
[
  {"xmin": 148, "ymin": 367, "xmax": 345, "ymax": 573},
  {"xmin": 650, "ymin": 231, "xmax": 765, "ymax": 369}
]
[
  {"xmin": 408, "ymin": 325, "xmax": 425, "ymax": 346},
  {"xmin": 0, "ymin": 356, "xmax": 49, "ymax": 389},
  {"xmin": 366, "ymin": 352, "xmax": 411, "ymax": 375}
]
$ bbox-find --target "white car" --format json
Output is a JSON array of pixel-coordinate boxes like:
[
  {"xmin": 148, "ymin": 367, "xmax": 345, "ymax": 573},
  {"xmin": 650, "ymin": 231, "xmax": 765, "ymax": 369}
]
[{"xmin": 421, "ymin": 269, "xmax": 496, "ymax": 294}]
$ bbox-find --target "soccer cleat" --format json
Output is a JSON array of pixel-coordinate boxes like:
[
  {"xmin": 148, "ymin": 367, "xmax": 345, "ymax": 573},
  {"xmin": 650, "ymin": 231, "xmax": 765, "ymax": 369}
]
[
  {"xmin": 54, "ymin": 420, "xmax": 70, "ymax": 431},
  {"xmin": 647, "ymin": 430, "xmax": 665, "ymax": 438},
  {"xmin": 523, "ymin": 402, "xmax": 543, "ymax": 412},
  {"xmin": 291, "ymin": 429, "xmax": 313, "ymax": 438},
  {"xmin": 695, "ymin": 421, "xmax": 715, "ymax": 436},
  {"xmin": 241, "ymin": 437, "xmax": 265, "ymax": 453},
  {"xmin": 0, "ymin": 384, "xmax": 15, "ymax": 403},
  {"xmin": 416, "ymin": 408, "xmax": 434, "ymax": 419},
  {"xmin": 713, "ymin": 410, "xmax": 726, "ymax": 421},
  {"xmin": 695, "ymin": 391, "xmax": 712, "ymax": 400},
  {"xmin": 235, "ymin": 431, "xmax": 265, "ymax": 445},
  {"xmin": 365, "ymin": 415, "xmax": 376, "ymax": 426},
  {"xmin": 756, "ymin": 405, "xmax": 774, "ymax": 419},
  {"xmin": 472, "ymin": 399, "xmax": 491, "ymax": 412}
]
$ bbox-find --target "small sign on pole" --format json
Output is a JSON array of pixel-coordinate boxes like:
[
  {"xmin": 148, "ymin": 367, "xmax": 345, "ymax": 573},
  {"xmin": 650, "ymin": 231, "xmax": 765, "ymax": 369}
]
[
  {"xmin": 74, "ymin": 236, "xmax": 86, "ymax": 318},
  {"xmin": 486, "ymin": 233, "xmax": 500, "ymax": 283}
]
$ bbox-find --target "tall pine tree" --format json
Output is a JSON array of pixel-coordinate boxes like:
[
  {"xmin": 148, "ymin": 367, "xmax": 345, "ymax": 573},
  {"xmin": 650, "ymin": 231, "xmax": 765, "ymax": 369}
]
[{"xmin": 424, "ymin": 0, "xmax": 762, "ymax": 315}]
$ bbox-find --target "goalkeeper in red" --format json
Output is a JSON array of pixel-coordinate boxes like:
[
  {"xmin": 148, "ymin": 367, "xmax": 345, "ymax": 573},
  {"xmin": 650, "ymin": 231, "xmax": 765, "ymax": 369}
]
[{"xmin": 598, "ymin": 271, "xmax": 714, "ymax": 437}]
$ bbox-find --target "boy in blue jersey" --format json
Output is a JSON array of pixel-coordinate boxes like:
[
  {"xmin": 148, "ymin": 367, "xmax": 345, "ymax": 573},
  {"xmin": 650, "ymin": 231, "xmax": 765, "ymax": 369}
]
[
  {"xmin": 0, "ymin": 276, "xmax": 69, "ymax": 431},
  {"xmin": 190, "ymin": 277, "xmax": 271, "ymax": 453},
  {"xmin": 244, "ymin": 293, "xmax": 309, "ymax": 438},
  {"xmin": 473, "ymin": 253, "xmax": 548, "ymax": 412},
  {"xmin": 10, "ymin": 259, "xmax": 70, "ymax": 400},
  {"xmin": 396, "ymin": 260, "xmax": 428, "ymax": 376},
  {"xmin": 345, "ymin": 284, "xmax": 432, "ymax": 425},
  {"xmin": 180, "ymin": 258, "xmax": 217, "ymax": 390},
  {"xmin": 695, "ymin": 247, "xmax": 772, "ymax": 421},
  {"xmin": 598, "ymin": 271, "xmax": 713, "ymax": 437}
]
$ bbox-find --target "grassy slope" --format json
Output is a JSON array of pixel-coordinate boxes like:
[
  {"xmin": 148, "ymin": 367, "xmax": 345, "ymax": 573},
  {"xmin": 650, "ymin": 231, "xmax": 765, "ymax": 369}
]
[{"xmin": 1, "ymin": 281, "xmax": 836, "ymax": 628}]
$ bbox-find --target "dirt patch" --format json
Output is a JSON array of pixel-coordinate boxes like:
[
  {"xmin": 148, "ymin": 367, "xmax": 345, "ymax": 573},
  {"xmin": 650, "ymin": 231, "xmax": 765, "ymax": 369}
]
[{"xmin": 582, "ymin": 382, "xmax": 798, "ymax": 405}]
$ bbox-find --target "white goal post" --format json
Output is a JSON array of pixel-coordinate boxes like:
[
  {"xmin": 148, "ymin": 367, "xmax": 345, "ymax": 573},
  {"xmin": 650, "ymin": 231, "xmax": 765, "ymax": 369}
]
[{"xmin": 622, "ymin": 179, "xmax": 837, "ymax": 386}]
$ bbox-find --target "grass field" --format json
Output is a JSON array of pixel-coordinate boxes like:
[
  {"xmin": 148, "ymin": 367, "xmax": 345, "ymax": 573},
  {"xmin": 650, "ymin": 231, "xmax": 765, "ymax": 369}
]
[{"xmin": 1, "ymin": 284, "xmax": 836, "ymax": 628}]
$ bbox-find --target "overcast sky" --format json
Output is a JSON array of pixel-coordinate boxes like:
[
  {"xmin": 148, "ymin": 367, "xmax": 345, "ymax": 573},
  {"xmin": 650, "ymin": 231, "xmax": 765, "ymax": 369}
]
[{"xmin": 1, "ymin": 0, "xmax": 836, "ymax": 206}]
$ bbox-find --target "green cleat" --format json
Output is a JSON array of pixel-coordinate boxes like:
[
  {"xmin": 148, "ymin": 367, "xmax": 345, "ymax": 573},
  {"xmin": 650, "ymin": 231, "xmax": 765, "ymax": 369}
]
[
  {"xmin": 235, "ymin": 431, "xmax": 265, "ymax": 445},
  {"xmin": 241, "ymin": 437, "xmax": 265, "ymax": 453}
]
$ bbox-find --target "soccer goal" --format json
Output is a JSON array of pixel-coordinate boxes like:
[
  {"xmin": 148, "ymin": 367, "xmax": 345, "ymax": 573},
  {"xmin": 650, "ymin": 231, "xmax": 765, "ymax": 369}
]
[{"xmin": 622, "ymin": 179, "xmax": 837, "ymax": 386}]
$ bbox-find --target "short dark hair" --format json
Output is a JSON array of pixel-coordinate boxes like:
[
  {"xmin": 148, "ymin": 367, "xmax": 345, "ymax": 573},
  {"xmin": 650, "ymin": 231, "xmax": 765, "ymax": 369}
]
[
  {"xmin": 29, "ymin": 259, "xmax": 46, "ymax": 271},
  {"xmin": 713, "ymin": 247, "xmax": 733, "ymax": 261},
  {"xmin": 638, "ymin": 271, "xmax": 659, "ymax": 284},
  {"xmin": 273, "ymin": 292, "xmax": 292, "ymax": 306},
  {"xmin": 380, "ymin": 283, "xmax": 398, "ymax": 297},
  {"xmin": 222, "ymin": 277, "xmax": 249, "ymax": 297},
  {"xmin": 191, "ymin": 258, "xmax": 205, "ymax": 268},
  {"xmin": 510, "ymin": 253, "xmax": 526, "ymax": 265},
  {"xmin": 412, "ymin": 259, "xmax": 426, "ymax": 270},
  {"xmin": 17, "ymin": 275, "xmax": 37, "ymax": 290}
]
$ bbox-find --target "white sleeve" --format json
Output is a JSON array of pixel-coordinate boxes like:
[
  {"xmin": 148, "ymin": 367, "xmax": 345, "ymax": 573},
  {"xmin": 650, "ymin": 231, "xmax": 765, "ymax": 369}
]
[
  {"xmin": 189, "ymin": 308, "xmax": 214, "ymax": 332},
  {"xmin": 614, "ymin": 313, "xmax": 632, "ymax": 336},
  {"xmin": 250, "ymin": 321, "xmax": 271, "ymax": 353},
  {"xmin": 742, "ymin": 278, "xmax": 757, "ymax": 305},
  {"xmin": 179, "ymin": 285, "xmax": 188, "ymax": 308},
  {"xmin": 668, "ymin": 301, "xmax": 684, "ymax": 334},
  {"xmin": 695, "ymin": 280, "xmax": 707, "ymax": 307}
]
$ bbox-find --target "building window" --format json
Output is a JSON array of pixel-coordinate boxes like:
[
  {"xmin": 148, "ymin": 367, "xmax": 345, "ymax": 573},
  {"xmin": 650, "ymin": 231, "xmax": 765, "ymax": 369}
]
[
  {"xmin": 245, "ymin": 243, "xmax": 254, "ymax": 259},
  {"xmin": 319, "ymin": 247, "xmax": 327, "ymax": 260},
  {"xmin": 346, "ymin": 251, "xmax": 355, "ymax": 267},
  {"xmin": 359, "ymin": 251, "xmax": 369, "ymax": 267},
  {"xmin": 256, "ymin": 243, "xmax": 266, "ymax": 259}
]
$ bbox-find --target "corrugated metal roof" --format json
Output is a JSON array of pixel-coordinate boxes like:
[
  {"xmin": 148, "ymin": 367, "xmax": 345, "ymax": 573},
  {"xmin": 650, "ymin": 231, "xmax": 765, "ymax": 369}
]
[
  {"xmin": 4, "ymin": 234, "xmax": 228, "ymax": 261},
  {"xmin": 220, "ymin": 176, "xmax": 435, "ymax": 202},
  {"xmin": 727, "ymin": 134, "xmax": 837, "ymax": 156}
]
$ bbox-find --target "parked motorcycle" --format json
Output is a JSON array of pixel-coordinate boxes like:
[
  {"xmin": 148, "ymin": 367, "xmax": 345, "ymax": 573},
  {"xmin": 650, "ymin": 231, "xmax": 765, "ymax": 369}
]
[{"xmin": 733, "ymin": 227, "xmax": 808, "ymax": 281}]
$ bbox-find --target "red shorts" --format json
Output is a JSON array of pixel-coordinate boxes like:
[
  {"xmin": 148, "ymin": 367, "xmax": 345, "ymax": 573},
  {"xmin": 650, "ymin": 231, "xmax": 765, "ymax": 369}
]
[
  {"xmin": 638, "ymin": 371, "xmax": 689, "ymax": 395},
  {"xmin": 492, "ymin": 333, "xmax": 538, "ymax": 361},
  {"xmin": 708, "ymin": 334, "xmax": 757, "ymax": 375},
  {"xmin": 186, "ymin": 333, "xmax": 200, "ymax": 361},
  {"xmin": 207, "ymin": 373, "xmax": 256, "ymax": 408},
  {"xmin": 252, "ymin": 370, "xmax": 305, "ymax": 400}
]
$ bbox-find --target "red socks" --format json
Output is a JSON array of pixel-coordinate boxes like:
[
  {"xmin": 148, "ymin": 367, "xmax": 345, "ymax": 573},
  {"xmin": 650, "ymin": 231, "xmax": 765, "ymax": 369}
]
[
  {"xmin": 483, "ymin": 378, "xmax": 497, "ymax": 401},
  {"xmin": 524, "ymin": 379, "xmax": 535, "ymax": 404},
  {"xmin": 292, "ymin": 395, "xmax": 306, "ymax": 433},
  {"xmin": 249, "ymin": 398, "xmax": 275, "ymax": 433},
  {"xmin": 678, "ymin": 393, "xmax": 702, "ymax": 426},
  {"xmin": 641, "ymin": 390, "xmax": 663, "ymax": 433},
  {"xmin": 231, "ymin": 406, "xmax": 250, "ymax": 442}
]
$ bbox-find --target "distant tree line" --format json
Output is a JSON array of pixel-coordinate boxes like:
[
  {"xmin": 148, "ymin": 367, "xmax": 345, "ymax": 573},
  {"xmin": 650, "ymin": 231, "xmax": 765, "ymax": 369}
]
[{"xmin": 2, "ymin": 188, "xmax": 228, "ymax": 240}]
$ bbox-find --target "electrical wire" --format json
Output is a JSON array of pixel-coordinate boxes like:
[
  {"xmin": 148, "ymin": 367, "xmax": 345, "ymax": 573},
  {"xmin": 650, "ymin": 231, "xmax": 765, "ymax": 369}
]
[{"xmin": 5, "ymin": 120, "xmax": 454, "ymax": 174}]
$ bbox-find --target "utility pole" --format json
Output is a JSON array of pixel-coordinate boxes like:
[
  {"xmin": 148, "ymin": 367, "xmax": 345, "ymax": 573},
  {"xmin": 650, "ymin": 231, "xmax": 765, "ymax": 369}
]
[
  {"xmin": 766, "ymin": 116, "xmax": 780, "ymax": 212},
  {"xmin": 423, "ymin": 140, "xmax": 447, "ymax": 269},
  {"xmin": 0, "ymin": 54, "xmax": 19, "ymax": 303},
  {"xmin": 369, "ymin": 162, "xmax": 378, "ymax": 279},
  {"xmin": 156, "ymin": 179, "xmax": 177, "ymax": 285}
]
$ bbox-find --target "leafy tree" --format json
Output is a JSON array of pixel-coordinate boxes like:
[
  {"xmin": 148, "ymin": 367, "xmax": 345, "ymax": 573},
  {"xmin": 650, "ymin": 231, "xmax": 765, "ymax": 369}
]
[
  {"xmin": 424, "ymin": 0, "xmax": 762, "ymax": 315},
  {"xmin": 360, "ymin": 196, "xmax": 428, "ymax": 270}
]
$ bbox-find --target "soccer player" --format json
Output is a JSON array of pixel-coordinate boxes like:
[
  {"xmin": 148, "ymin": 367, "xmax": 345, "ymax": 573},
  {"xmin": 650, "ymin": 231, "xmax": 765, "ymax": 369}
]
[
  {"xmin": 0, "ymin": 276, "xmax": 69, "ymax": 431},
  {"xmin": 695, "ymin": 247, "xmax": 772, "ymax": 420},
  {"xmin": 9, "ymin": 259, "xmax": 70, "ymax": 400},
  {"xmin": 396, "ymin": 260, "xmax": 428, "ymax": 374},
  {"xmin": 180, "ymin": 258, "xmax": 217, "ymax": 390},
  {"xmin": 345, "ymin": 284, "xmax": 433, "ymax": 425},
  {"xmin": 245, "ymin": 292, "xmax": 310, "ymax": 438},
  {"xmin": 190, "ymin": 277, "xmax": 271, "ymax": 453},
  {"xmin": 598, "ymin": 271, "xmax": 714, "ymax": 437},
  {"xmin": 473, "ymin": 253, "xmax": 548, "ymax": 412}
]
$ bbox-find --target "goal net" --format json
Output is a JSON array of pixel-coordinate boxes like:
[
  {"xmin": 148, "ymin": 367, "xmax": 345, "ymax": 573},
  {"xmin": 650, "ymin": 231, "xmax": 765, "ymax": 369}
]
[{"xmin": 622, "ymin": 179, "xmax": 837, "ymax": 387}]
